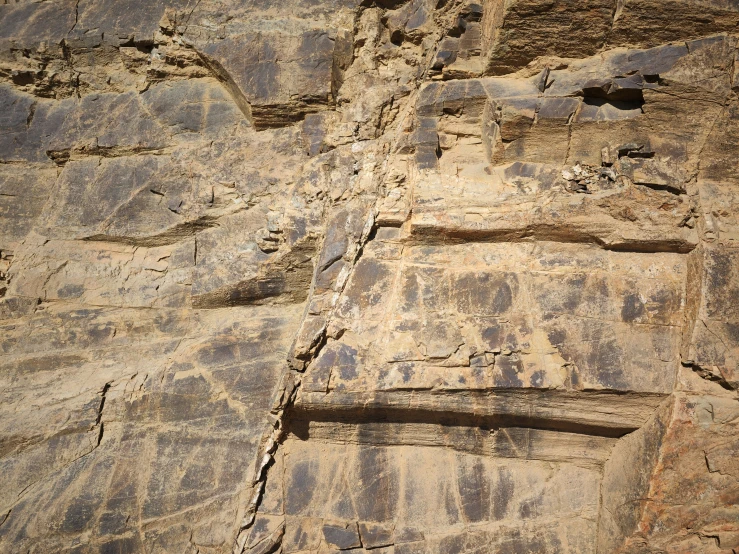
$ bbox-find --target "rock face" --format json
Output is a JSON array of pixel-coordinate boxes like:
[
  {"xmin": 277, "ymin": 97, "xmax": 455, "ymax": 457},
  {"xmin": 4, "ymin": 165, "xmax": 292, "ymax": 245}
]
[{"xmin": 1, "ymin": 1, "xmax": 738, "ymax": 553}]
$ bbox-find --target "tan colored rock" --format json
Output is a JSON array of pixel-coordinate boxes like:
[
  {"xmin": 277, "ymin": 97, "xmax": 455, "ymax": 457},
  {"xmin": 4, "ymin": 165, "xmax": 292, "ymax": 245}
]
[
  {"xmin": 481, "ymin": 0, "xmax": 614, "ymax": 75},
  {"xmin": 1, "ymin": 0, "xmax": 738, "ymax": 553}
]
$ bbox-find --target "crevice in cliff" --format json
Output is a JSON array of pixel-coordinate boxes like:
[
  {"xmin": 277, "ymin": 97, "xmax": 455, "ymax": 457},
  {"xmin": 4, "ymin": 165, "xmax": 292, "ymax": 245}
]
[
  {"xmin": 602, "ymin": 0, "xmax": 624, "ymax": 52},
  {"xmin": 602, "ymin": 239, "xmax": 696, "ymax": 254},
  {"xmin": 404, "ymin": 228, "xmax": 697, "ymax": 254},
  {"xmin": 60, "ymin": 39, "xmax": 81, "ymax": 100},
  {"xmin": 96, "ymin": 382, "xmax": 110, "ymax": 446},
  {"xmin": 289, "ymin": 389, "xmax": 666, "ymax": 439},
  {"xmin": 233, "ymin": 371, "xmax": 299, "ymax": 554},
  {"xmin": 181, "ymin": 0, "xmax": 203, "ymax": 36},
  {"xmin": 193, "ymin": 235, "xmax": 319, "ymax": 309},
  {"xmin": 69, "ymin": 0, "xmax": 80, "ymax": 34},
  {"xmin": 82, "ymin": 216, "xmax": 220, "ymax": 248},
  {"xmin": 689, "ymin": 361, "xmax": 735, "ymax": 392},
  {"xmin": 629, "ymin": 180, "xmax": 685, "ymax": 196},
  {"xmin": 250, "ymin": 218, "xmax": 377, "ymax": 554},
  {"xmin": 47, "ymin": 145, "xmax": 169, "ymax": 166},
  {"xmin": 25, "ymin": 101, "xmax": 37, "ymax": 128},
  {"xmin": 190, "ymin": 46, "xmax": 254, "ymax": 128},
  {"xmin": 284, "ymin": 414, "xmax": 617, "ymax": 469},
  {"xmin": 0, "ymin": 510, "xmax": 9, "ymax": 529},
  {"xmin": 287, "ymin": 401, "xmax": 629, "ymax": 436},
  {"xmin": 360, "ymin": 0, "xmax": 414, "ymax": 8}
]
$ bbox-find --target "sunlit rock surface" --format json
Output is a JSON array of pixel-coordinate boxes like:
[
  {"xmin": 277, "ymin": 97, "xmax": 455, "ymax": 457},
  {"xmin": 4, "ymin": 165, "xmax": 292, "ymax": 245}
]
[{"xmin": 1, "ymin": 1, "xmax": 738, "ymax": 553}]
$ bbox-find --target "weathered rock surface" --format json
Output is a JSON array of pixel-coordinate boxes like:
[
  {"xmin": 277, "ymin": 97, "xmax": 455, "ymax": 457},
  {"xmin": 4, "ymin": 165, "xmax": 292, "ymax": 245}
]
[{"xmin": 1, "ymin": 0, "xmax": 738, "ymax": 553}]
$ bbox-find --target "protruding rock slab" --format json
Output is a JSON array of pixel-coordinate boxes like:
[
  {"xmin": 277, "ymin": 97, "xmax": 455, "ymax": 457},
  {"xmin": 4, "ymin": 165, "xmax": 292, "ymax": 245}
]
[
  {"xmin": 479, "ymin": 0, "xmax": 739, "ymax": 76},
  {"xmin": 609, "ymin": 393, "xmax": 739, "ymax": 553},
  {"xmin": 299, "ymin": 239, "xmax": 686, "ymax": 403},
  {"xmin": 277, "ymin": 438, "xmax": 601, "ymax": 553},
  {"xmin": 481, "ymin": 0, "xmax": 614, "ymax": 75}
]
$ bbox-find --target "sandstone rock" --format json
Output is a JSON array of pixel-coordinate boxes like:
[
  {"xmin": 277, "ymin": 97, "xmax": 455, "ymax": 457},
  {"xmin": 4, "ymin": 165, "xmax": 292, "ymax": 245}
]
[
  {"xmin": 481, "ymin": 0, "xmax": 614, "ymax": 75},
  {"xmin": 1, "ymin": 0, "xmax": 738, "ymax": 553}
]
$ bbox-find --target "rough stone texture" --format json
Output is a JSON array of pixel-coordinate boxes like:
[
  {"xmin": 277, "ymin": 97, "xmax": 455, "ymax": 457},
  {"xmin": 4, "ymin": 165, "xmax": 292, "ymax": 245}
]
[{"xmin": 1, "ymin": 0, "xmax": 738, "ymax": 553}]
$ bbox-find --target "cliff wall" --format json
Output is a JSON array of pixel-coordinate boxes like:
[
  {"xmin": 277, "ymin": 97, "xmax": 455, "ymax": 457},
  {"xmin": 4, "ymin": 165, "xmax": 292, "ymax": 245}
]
[{"xmin": 1, "ymin": 1, "xmax": 738, "ymax": 553}]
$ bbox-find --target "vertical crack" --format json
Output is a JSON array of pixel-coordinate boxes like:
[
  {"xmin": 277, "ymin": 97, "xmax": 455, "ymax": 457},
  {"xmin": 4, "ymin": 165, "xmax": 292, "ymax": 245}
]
[
  {"xmin": 96, "ymin": 382, "xmax": 111, "ymax": 447},
  {"xmin": 232, "ymin": 370, "xmax": 297, "ymax": 554},
  {"xmin": 68, "ymin": 0, "xmax": 80, "ymax": 34},
  {"xmin": 228, "ymin": 3, "xmax": 460, "ymax": 548}
]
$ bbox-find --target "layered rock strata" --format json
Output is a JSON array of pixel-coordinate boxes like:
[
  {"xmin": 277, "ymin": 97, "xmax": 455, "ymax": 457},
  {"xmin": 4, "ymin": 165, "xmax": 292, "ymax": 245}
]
[{"xmin": 1, "ymin": 1, "xmax": 738, "ymax": 553}]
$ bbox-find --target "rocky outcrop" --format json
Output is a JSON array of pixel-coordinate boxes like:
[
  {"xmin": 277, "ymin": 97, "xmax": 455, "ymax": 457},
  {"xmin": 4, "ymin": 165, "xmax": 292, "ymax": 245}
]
[{"xmin": 1, "ymin": 0, "xmax": 738, "ymax": 553}]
